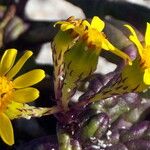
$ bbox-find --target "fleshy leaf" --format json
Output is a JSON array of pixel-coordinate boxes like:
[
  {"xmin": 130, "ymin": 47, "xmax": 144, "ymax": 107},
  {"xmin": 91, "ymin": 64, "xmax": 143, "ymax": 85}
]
[
  {"xmin": 57, "ymin": 124, "xmax": 72, "ymax": 150},
  {"xmin": 81, "ymin": 113, "xmax": 109, "ymax": 140}
]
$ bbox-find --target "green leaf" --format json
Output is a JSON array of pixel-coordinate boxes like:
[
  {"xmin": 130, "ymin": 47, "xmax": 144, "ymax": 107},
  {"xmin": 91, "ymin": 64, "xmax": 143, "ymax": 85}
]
[{"xmin": 52, "ymin": 30, "xmax": 75, "ymax": 100}]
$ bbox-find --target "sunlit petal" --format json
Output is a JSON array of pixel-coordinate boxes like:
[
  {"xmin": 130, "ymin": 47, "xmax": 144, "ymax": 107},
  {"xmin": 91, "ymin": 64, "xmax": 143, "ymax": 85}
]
[
  {"xmin": 124, "ymin": 24, "xmax": 137, "ymax": 37},
  {"xmin": 102, "ymin": 39, "xmax": 132, "ymax": 65},
  {"xmin": 91, "ymin": 16, "xmax": 105, "ymax": 31},
  {"xmin": 13, "ymin": 88, "xmax": 39, "ymax": 103},
  {"xmin": 0, "ymin": 49, "xmax": 17, "ymax": 75},
  {"xmin": 55, "ymin": 21, "xmax": 75, "ymax": 31},
  {"xmin": 82, "ymin": 20, "xmax": 90, "ymax": 28},
  {"xmin": 143, "ymin": 68, "xmax": 150, "ymax": 85},
  {"xmin": 6, "ymin": 51, "xmax": 33, "ymax": 80},
  {"xmin": 129, "ymin": 35, "xmax": 143, "ymax": 57},
  {"xmin": 61, "ymin": 23, "xmax": 75, "ymax": 31},
  {"xmin": 145, "ymin": 22, "xmax": 150, "ymax": 46},
  {"xmin": 0, "ymin": 113, "xmax": 14, "ymax": 145},
  {"xmin": 125, "ymin": 25, "xmax": 143, "ymax": 56},
  {"xmin": 13, "ymin": 69, "xmax": 45, "ymax": 88}
]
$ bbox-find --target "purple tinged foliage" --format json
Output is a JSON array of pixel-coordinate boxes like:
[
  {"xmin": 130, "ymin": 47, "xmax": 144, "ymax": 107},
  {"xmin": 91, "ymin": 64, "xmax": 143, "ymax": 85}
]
[
  {"xmin": 105, "ymin": 143, "xmax": 128, "ymax": 150},
  {"xmin": 123, "ymin": 45, "xmax": 137, "ymax": 61},
  {"xmin": 125, "ymin": 139, "xmax": 150, "ymax": 150},
  {"xmin": 120, "ymin": 121, "xmax": 150, "ymax": 142},
  {"xmin": 21, "ymin": 17, "xmax": 150, "ymax": 150}
]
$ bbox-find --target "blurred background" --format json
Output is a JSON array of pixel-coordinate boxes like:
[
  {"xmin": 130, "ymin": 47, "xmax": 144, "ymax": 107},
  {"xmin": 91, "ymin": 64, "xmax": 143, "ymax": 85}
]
[{"xmin": 0, "ymin": 0, "xmax": 150, "ymax": 149}]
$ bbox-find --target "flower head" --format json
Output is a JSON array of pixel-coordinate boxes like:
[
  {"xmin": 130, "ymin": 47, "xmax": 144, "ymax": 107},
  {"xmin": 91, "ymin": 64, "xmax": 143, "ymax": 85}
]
[
  {"xmin": 53, "ymin": 16, "xmax": 132, "ymax": 110},
  {"xmin": 56, "ymin": 16, "xmax": 132, "ymax": 63},
  {"xmin": 0, "ymin": 49, "xmax": 45, "ymax": 145},
  {"xmin": 125, "ymin": 23, "xmax": 150, "ymax": 85}
]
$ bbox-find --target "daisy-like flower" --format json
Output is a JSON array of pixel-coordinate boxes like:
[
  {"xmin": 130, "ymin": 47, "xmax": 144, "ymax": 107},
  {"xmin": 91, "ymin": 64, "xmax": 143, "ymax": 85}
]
[
  {"xmin": 79, "ymin": 23, "xmax": 150, "ymax": 105},
  {"xmin": 56, "ymin": 16, "xmax": 132, "ymax": 62},
  {"xmin": 0, "ymin": 49, "xmax": 45, "ymax": 145},
  {"xmin": 123, "ymin": 23, "xmax": 150, "ymax": 91},
  {"xmin": 53, "ymin": 16, "xmax": 132, "ymax": 110},
  {"xmin": 53, "ymin": 16, "xmax": 132, "ymax": 91}
]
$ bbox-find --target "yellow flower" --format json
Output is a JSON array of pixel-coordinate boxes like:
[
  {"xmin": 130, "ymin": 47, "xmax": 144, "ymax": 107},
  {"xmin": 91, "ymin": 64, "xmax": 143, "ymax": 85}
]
[
  {"xmin": 73, "ymin": 23, "xmax": 150, "ymax": 106},
  {"xmin": 125, "ymin": 23, "xmax": 150, "ymax": 85},
  {"xmin": 0, "ymin": 49, "xmax": 45, "ymax": 145},
  {"xmin": 56, "ymin": 16, "xmax": 132, "ymax": 64}
]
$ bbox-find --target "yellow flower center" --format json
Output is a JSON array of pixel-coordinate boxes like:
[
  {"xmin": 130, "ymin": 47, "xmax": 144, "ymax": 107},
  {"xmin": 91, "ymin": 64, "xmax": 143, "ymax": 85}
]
[
  {"xmin": 67, "ymin": 17, "xmax": 88, "ymax": 38},
  {"xmin": 0, "ymin": 76, "xmax": 14, "ymax": 113},
  {"xmin": 82, "ymin": 28, "xmax": 105, "ymax": 50}
]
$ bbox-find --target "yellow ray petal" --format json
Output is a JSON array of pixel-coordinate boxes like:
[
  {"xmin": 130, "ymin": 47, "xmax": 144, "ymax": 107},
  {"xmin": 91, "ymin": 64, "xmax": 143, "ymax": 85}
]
[
  {"xmin": 0, "ymin": 49, "xmax": 17, "ymax": 75},
  {"xmin": 55, "ymin": 21, "xmax": 75, "ymax": 31},
  {"xmin": 102, "ymin": 39, "xmax": 132, "ymax": 65},
  {"xmin": 91, "ymin": 16, "xmax": 105, "ymax": 32},
  {"xmin": 6, "ymin": 51, "xmax": 33, "ymax": 80},
  {"xmin": 61, "ymin": 23, "xmax": 75, "ymax": 31},
  {"xmin": 13, "ymin": 69, "xmax": 45, "ymax": 88},
  {"xmin": 54, "ymin": 21, "xmax": 65, "ymax": 27},
  {"xmin": 143, "ymin": 68, "xmax": 150, "ymax": 85},
  {"xmin": 125, "ymin": 24, "xmax": 143, "ymax": 57},
  {"xmin": 129, "ymin": 35, "xmax": 143, "ymax": 57},
  {"xmin": 82, "ymin": 20, "xmax": 90, "ymax": 28},
  {"xmin": 124, "ymin": 24, "xmax": 137, "ymax": 37},
  {"xmin": 145, "ymin": 22, "xmax": 150, "ymax": 46},
  {"xmin": 0, "ymin": 113, "xmax": 14, "ymax": 145},
  {"xmin": 13, "ymin": 88, "xmax": 39, "ymax": 103}
]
